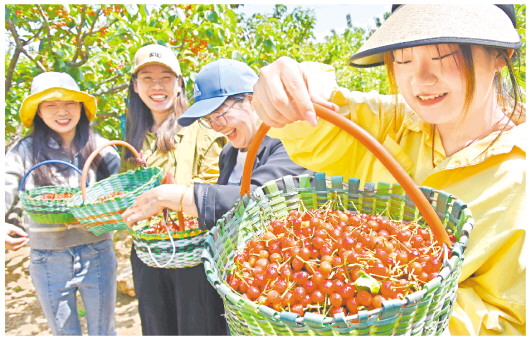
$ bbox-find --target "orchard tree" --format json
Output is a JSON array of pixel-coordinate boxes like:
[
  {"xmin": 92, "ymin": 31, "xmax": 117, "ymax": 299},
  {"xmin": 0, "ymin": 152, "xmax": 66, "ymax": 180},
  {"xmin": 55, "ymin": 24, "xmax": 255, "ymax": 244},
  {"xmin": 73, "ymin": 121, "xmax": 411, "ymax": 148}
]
[
  {"xmin": 5, "ymin": 4, "xmax": 244, "ymax": 147},
  {"xmin": 5, "ymin": 4, "xmax": 524, "ymax": 149}
]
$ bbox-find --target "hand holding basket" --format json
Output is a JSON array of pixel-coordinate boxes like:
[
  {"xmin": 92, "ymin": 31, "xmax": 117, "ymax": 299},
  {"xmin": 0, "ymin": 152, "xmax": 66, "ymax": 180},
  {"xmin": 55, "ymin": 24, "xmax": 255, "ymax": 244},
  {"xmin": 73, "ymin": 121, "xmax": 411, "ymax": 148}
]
[
  {"xmin": 68, "ymin": 140, "xmax": 163, "ymax": 235},
  {"xmin": 130, "ymin": 172, "xmax": 208, "ymax": 269}
]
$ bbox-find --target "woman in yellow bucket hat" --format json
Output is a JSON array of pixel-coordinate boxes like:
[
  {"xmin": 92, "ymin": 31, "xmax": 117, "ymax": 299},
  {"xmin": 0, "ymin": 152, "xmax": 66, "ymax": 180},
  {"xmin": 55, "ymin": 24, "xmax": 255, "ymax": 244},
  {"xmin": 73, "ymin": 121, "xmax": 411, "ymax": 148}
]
[{"xmin": 5, "ymin": 71, "xmax": 121, "ymax": 335}]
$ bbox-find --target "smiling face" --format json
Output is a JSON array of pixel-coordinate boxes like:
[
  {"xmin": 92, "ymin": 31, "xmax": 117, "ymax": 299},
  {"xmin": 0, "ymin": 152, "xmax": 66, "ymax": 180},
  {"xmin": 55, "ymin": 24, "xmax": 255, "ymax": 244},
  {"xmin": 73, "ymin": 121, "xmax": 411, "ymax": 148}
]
[
  {"xmin": 391, "ymin": 44, "xmax": 499, "ymax": 127},
  {"xmin": 37, "ymin": 100, "xmax": 81, "ymax": 142},
  {"xmin": 133, "ymin": 64, "xmax": 180, "ymax": 119},
  {"xmin": 205, "ymin": 96, "xmax": 260, "ymax": 150}
]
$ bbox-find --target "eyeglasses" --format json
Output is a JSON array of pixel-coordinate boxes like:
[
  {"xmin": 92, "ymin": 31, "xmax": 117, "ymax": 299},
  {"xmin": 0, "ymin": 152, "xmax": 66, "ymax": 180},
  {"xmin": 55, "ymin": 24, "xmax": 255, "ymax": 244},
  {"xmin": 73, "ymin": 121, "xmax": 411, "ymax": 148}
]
[{"xmin": 199, "ymin": 101, "xmax": 238, "ymax": 129}]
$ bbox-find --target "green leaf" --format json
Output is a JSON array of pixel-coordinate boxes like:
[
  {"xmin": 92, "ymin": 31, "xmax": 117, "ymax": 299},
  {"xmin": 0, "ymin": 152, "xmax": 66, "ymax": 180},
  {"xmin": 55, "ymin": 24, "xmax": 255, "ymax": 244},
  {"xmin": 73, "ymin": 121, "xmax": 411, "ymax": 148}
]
[
  {"xmin": 206, "ymin": 10, "xmax": 219, "ymax": 23},
  {"xmin": 6, "ymin": 6, "xmax": 11, "ymax": 23},
  {"xmin": 354, "ymin": 270, "xmax": 381, "ymax": 294},
  {"xmin": 137, "ymin": 4, "xmax": 147, "ymax": 21},
  {"xmin": 263, "ymin": 39, "xmax": 275, "ymax": 53}
]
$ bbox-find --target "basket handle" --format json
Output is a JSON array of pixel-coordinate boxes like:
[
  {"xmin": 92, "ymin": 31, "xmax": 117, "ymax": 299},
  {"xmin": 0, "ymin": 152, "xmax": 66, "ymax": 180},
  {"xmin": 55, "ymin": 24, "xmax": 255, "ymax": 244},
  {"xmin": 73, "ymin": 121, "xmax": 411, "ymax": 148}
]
[
  {"xmin": 162, "ymin": 172, "xmax": 186, "ymax": 231},
  {"xmin": 80, "ymin": 140, "xmax": 142, "ymax": 201},
  {"xmin": 19, "ymin": 160, "xmax": 86, "ymax": 191},
  {"xmin": 240, "ymin": 103, "xmax": 450, "ymax": 246},
  {"xmin": 146, "ymin": 225, "xmax": 178, "ymax": 268}
]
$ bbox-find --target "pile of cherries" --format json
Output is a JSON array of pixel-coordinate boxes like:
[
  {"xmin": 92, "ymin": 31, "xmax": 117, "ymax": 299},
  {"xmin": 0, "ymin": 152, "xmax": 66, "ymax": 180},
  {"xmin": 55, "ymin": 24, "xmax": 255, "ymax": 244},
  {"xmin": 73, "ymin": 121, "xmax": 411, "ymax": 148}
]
[
  {"xmin": 38, "ymin": 192, "xmax": 74, "ymax": 200},
  {"xmin": 142, "ymin": 215, "xmax": 199, "ymax": 234},
  {"xmin": 95, "ymin": 191, "xmax": 123, "ymax": 202},
  {"xmin": 227, "ymin": 208, "xmax": 454, "ymax": 317}
]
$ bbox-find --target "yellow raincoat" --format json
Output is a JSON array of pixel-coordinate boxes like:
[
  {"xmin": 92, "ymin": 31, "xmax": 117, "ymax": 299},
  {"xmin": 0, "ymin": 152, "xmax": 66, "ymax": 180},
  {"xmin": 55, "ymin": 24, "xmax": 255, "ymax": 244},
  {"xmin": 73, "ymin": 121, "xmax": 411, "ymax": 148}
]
[{"xmin": 268, "ymin": 62, "xmax": 526, "ymax": 335}]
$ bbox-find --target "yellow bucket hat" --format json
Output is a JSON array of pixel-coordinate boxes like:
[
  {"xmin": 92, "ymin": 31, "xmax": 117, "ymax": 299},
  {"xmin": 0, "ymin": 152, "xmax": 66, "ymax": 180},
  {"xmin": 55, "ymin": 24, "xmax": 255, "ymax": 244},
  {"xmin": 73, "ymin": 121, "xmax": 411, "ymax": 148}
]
[{"xmin": 19, "ymin": 72, "xmax": 97, "ymax": 128}]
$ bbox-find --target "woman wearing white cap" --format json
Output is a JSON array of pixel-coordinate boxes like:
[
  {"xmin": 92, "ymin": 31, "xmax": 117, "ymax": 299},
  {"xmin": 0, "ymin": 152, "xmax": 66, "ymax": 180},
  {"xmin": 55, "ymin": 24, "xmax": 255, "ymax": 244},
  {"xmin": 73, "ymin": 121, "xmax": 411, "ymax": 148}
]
[
  {"xmin": 120, "ymin": 44, "xmax": 227, "ymax": 335},
  {"xmin": 4, "ymin": 72, "xmax": 121, "ymax": 335},
  {"xmin": 250, "ymin": 4, "xmax": 525, "ymax": 336},
  {"xmin": 122, "ymin": 58, "xmax": 313, "ymax": 333}
]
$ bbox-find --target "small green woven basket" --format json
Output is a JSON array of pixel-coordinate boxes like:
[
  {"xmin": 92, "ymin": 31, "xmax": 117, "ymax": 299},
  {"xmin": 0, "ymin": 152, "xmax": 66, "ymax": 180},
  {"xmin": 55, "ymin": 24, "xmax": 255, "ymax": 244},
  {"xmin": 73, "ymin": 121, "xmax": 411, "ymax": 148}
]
[
  {"xmin": 202, "ymin": 173, "xmax": 474, "ymax": 336},
  {"xmin": 68, "ymin": 166, "xmax": 163, "ymax": 235},
  {"xmin": 18, "ymin": 160, "xmax": 83, "ymax": 224},
  {"xmin": 131, "ymin": 211, "xmax": 207, "ymax": 268},
  {"xmin": 67, "ymin": 140, "xmax": 163, "ymax": 236}
]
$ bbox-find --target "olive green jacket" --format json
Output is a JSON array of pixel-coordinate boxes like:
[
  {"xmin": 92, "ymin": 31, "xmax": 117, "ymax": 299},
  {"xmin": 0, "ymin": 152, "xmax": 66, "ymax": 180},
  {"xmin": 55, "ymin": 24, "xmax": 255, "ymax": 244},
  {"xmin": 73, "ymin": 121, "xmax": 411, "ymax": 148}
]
[{"xmin": 120, "ymin": 123, "xmax": 227, "ymax": 185}]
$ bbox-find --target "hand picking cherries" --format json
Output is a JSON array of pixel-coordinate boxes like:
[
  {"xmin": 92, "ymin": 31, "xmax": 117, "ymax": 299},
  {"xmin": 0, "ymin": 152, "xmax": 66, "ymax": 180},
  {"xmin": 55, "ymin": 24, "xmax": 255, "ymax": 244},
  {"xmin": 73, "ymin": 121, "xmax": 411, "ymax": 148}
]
[{"xmin": 227, "ymin": 208, "xmax": 455, "ymax": 317}]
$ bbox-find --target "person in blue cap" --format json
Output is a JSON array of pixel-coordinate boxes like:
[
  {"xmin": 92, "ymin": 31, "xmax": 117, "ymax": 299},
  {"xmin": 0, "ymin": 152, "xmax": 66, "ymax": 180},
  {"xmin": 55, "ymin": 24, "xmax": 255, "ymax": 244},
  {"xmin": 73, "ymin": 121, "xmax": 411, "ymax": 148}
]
[{"xmin": 122, "ymin": 58, "xmax": 313, "ymax": 333}]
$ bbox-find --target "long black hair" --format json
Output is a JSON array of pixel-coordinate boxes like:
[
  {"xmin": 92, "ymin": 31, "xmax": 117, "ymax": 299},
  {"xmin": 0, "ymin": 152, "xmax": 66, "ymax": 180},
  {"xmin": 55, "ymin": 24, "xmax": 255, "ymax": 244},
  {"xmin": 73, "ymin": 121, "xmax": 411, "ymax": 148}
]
[{"xmin": 27, "ymin": 107, "xmax": 110, "ymax": 186}]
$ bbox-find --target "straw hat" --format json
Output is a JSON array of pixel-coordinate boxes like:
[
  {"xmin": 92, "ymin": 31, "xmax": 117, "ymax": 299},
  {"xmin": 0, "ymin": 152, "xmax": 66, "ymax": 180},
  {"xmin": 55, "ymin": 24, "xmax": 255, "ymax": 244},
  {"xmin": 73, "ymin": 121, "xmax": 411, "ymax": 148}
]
[
  {"xmin": 19, "ymin": 72, "xmax": 97, "ymax": 128},
  {"xmin": 349, "ymin": 4, "xmax": 521, "ymax": 68},
  {"xmin": 132, "ymin": 44, "xmax": 182, "ymax": 76}
]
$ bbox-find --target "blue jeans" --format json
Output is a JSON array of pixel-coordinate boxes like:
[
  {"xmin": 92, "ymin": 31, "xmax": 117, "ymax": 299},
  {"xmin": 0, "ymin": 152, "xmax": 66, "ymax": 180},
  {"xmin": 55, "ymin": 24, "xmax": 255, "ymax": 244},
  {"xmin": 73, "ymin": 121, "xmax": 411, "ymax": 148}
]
[{"xmin": 29, "ymin": 239, "xmax": 117, "ymax": 335}]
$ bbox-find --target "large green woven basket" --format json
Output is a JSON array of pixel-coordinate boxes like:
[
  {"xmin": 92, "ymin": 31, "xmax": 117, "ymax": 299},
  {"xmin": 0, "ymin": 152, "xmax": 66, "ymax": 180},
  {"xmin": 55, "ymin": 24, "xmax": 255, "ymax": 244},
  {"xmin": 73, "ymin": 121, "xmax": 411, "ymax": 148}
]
[
  {"xmin": 68, "ymin": 166, "xmax": 163, "ymax": 235},
  {"xmin": 202, "ymin": 104, "xmax": 473, "ymax": 336},
  {"xmin": 18, "ymin": 160, "xmax": 83, "ymax": 224},
  {"xmin": 131, "ymin": 211, "xmax": 207, "ymax": 268},
  {"xmin": 202, "ymin": 173, "xmax": 473, "ymax": 336},
  {"xmin": 68, "ymin": 140, "xmax": 163, "ymax": 235}
]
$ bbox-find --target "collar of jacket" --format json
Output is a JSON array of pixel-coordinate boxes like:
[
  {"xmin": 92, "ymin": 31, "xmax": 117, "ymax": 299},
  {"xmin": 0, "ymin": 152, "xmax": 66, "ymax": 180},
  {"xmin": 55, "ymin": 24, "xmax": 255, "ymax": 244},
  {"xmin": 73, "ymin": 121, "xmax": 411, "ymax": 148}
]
[{"xmin": 436, "ymin": 122, "xmax": 526, "ymax": 170}]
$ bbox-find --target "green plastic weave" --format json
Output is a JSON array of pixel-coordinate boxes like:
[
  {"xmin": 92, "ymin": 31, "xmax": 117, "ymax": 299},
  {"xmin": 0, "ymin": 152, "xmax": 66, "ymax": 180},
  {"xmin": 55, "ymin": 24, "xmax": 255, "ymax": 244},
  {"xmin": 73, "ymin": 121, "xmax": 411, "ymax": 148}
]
[
  {"xmin": 202, "ymin": 173, "xmax": 474, "ymax": 336},
  {"xmin": 131, "ymin": 212, "xmax": 207, "ymax": 268},
  {"xmin": 68, "ymin": 167, "xmax": 163, "ymax": 235},
  {"xmin": 19, "ymin": 186, "xmax": 80, "ymax": 224}
]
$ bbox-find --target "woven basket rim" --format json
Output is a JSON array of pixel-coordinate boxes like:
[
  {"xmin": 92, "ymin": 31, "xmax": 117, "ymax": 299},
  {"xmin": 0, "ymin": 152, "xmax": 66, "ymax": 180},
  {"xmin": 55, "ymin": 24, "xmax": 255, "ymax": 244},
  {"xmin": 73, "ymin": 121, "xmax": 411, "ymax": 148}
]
[
  {"xmin": 20, "ymin": 186, "xmax": 80, "ymax": 200},
  {"xmin": 67, "ymin": 166, "xmax": 162, "ymax": 207}
]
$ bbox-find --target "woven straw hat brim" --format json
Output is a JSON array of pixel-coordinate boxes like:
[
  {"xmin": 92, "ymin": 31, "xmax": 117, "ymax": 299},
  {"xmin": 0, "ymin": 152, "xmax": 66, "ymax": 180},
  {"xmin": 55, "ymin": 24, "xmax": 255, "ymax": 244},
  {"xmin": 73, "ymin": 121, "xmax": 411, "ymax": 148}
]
[
  {"xmin": 349, "ymin": 4, "xmax": 521, "ymax": 68},
  {"xmin": 20, "ymin": 87, "xmax": 97, "ymax": 128}
]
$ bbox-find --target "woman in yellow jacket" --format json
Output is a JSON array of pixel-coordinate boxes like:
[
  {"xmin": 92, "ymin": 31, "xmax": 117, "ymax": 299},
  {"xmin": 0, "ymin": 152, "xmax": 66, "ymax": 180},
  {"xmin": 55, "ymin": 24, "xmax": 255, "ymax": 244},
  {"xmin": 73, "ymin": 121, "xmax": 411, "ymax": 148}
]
[
  {"xmin": 120, "ymin": 44, "xmax": 227, "ymax": 335},
  {"xmin": 251, "ymin": 5, "xmax": 525, "ymax": 336}
]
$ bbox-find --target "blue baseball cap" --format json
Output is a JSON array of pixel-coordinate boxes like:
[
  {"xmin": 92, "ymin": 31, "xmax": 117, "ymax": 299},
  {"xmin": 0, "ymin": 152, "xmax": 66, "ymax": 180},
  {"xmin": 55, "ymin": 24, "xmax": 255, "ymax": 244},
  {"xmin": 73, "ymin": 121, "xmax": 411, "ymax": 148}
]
[{"xmin": 178, "ymin": 59, "xmax": 258, "ymax": 127}]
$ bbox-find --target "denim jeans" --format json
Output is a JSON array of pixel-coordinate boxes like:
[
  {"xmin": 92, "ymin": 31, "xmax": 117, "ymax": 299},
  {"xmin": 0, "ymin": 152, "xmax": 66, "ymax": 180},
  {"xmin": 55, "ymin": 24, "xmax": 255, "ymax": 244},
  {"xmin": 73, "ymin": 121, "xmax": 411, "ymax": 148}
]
[{"xmin": 29, "ymin": 239, "xmax": 117, "ymax": 335}]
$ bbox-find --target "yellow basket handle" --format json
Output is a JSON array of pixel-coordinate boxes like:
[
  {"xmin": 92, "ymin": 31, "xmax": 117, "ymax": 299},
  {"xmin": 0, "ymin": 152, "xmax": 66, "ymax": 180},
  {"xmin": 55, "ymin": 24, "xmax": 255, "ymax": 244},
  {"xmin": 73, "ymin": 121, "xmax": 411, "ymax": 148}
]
[
  {"xmin": 240, "ymin": 103, "xmax": 450, "ymax": 246},
  {"xmin": 80, "ymin": 140, "xmax": 142, "ymax": 201}
]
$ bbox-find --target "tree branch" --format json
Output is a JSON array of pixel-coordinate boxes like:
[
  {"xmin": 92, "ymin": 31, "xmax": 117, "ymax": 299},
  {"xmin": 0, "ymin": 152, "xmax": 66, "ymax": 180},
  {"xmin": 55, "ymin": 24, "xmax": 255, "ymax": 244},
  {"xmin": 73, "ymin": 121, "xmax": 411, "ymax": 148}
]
[
  {"xmin": 36, "ymin": 5, "xmax": 53, "ymax": 44},
  {"xmin": 93, "ymin": 83, "xmax": 128, "ymax": 96},
  {"xmin": 69, "ymin": 4, "xmax": 87, "ymax": 64},
  {"xmin": 94, "ymin": 74, "xmax": 121, "ymax": 87},
  {"xmin": 21, "ymin": 49, "xmax": 47, "ymax": 72},
  {"xmin": 5, "ymin": 16, "xmax": 43, "ymax": 95}
]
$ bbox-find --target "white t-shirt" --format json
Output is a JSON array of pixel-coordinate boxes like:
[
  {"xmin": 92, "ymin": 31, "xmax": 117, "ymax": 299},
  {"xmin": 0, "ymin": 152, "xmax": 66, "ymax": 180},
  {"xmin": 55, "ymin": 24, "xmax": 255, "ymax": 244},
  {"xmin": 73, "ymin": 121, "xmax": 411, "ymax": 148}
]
[{"xmin": 227, "ymin": 149, "xmax": 247, "ymax": 185}]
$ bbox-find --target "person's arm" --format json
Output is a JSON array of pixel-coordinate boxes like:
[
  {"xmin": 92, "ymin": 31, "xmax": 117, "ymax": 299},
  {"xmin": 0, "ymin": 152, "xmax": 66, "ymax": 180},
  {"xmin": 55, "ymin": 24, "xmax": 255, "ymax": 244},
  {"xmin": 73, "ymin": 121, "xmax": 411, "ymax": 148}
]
[
  {"xmin": 194, "ymin": 138, "xmax": 314, "ymax": 230},
  {"xmin": 252, "ymin": 57, "xmax": 339, "ymax": 128},
  {"xmin": 4, "ymin": 142, "xmax": 30, "ymax": 250},
  {"xmin": 122, "ymin": 183, "xmax": 197, "ymax": 228}
]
